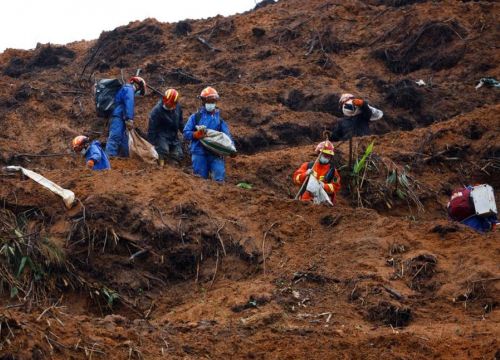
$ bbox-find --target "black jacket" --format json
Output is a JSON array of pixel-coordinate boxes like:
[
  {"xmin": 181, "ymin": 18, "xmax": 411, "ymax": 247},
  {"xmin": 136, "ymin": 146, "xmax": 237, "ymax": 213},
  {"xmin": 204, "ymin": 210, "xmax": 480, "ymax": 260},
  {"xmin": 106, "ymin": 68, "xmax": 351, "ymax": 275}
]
[
  {"xmin": 332, "ymin": 101, "xmax": 373, "ymax": 140},
  {"xmin": 147, "ymin": 101, "xmax": 184, "ymax": 143}
]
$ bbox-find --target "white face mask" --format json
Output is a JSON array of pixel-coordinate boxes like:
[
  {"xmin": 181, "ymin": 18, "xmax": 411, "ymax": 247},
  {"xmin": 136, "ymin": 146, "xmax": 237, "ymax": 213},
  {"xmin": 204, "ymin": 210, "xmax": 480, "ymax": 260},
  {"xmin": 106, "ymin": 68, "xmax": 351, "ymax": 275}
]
[
  {"xmin": 80, "ymin": 148, "xmax": 88, "ymax": 156},
  {"xmin": 319, "ymin": 154, "xmax": 330, "ymax": 165},
  {"xmin": 205, "ymin": 103, "xmax": 216, "ymax": 112}
]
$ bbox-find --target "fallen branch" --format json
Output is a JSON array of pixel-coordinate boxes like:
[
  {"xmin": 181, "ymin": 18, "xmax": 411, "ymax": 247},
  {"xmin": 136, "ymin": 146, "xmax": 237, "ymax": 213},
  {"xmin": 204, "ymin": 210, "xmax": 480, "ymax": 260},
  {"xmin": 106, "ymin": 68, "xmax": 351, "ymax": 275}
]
[
  {"xmin": 196, "ymin": 36, "xmax": 222, "ymax": 52},
  {"xmin": 209, "ymin": 248, "xmax": 219, "ymax": 289},
  {"xmin": 383, "ymin": 285, "xmax": 405, "ymax": 301},
  {"xmin": 12, "ymin": 152, "xmax": 70, "ymax": 158},
  {"xmin": 262, "ymin": 222, "xmax": 278, "ymax": 274},
  {"xmin": 470, "ymin": 277, "xmax": 500, "ymax": 284}
]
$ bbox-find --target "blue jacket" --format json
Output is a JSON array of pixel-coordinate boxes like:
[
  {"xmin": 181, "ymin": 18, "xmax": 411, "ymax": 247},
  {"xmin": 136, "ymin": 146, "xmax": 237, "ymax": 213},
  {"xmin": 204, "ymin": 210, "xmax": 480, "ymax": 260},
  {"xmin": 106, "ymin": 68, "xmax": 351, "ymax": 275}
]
[
  {"xmin": 111, "ymin": 84, "xmax": 135, "ymax": 120},
  {"xmin": 148, "ymin": 101, "xmax": 184, "ymax": 143},
  {"xmin": 85, "ymin": 140, "xmax": 111, "ymax": 170},
  {"xmin": 183, "ymin": 107, "xmax": 233, "ymax": 155}
]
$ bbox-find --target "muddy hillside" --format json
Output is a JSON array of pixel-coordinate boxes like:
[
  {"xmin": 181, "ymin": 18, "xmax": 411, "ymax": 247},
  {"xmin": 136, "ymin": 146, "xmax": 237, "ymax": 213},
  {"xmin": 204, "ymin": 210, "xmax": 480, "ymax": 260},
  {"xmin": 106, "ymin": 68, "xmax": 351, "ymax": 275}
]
[{"xmin": 0, "ymin": 0, "xmax": 499, "ymax": 358}]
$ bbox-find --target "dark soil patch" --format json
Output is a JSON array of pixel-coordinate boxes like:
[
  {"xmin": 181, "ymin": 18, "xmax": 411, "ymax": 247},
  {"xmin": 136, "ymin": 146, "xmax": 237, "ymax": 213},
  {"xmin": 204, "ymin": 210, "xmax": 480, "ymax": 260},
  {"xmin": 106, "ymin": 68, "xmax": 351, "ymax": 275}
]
[
  {"xmin": 254, "ymin": 0, "xmax": 276, "ymax": 10},
  {"xmin": 454, "ymin": 278, "xmax": 499, "ymax": 315},
  {"xmin": 272, "ymin": 122, "xmax": 323, "ymax": 145},
  {"xmin": 14, "ymin": 84, "xmax": 33, "ymax": 102},
  {"xmin": 376, "ymin": 0, "xmax": 428, "ymax": 6},
  {"xmin": 30, "ymin": 44, "xmax": 75, "ymax": 68},
  {"xmin": 3, "ymin": 57, "xmax": 28, "ymax": 78},
  {"xmin": 404, "ymin": 254, "xmax": 438, "ymax": 292},
  {"xmin": 252, "ymin": 27, "xmax": 266, "ymax": 38},
  {"xmin": 88, "ymin": 19, "xmax": 164, "ymax": 69},
  {"xmin": 373, "ymin": 21, "xmax": 467, "ymax": 74},
  {"xmin": 256, "ymin": 49, "xmax": 274, "ymax": 60},
  {"xmin": 234, "ymin": 130, "xmax": 274, "ymax": 154},
  {"xmin": 174, "ymin": 21, "xmax": 192, "ymax": 36},
  {"xmin": 319, "ymin": 214, "xmax": 342, "ymax": 228},
  {"xmin": 164, "ymin": 68, "xmax": 202, "ymax": 85},
  {"xmin": 367, "ymin": 301, "xmax": 412, "ymax": 327},
  {"xmin": 431, "ymin": 224, "xmax": 459, "ymax": 238},
  {"xmin": 385, "ymin": 80, "xmax": 423, "ymax": 110}
]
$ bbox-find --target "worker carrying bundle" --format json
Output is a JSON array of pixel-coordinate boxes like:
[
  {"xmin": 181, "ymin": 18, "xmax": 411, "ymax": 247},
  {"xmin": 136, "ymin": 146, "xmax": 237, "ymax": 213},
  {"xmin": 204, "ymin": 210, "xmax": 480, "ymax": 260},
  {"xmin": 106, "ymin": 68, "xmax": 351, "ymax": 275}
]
[
  {"xmin": 183, "ymin": 86, "xmax": 236, "ymax": 182},
  {"xmin": 293, "ymin": 140, "xmax": 341, "ymax": 205},
  {"xmin": 447, "ymin": 184, "xmax": 498, "ymax": 233}
]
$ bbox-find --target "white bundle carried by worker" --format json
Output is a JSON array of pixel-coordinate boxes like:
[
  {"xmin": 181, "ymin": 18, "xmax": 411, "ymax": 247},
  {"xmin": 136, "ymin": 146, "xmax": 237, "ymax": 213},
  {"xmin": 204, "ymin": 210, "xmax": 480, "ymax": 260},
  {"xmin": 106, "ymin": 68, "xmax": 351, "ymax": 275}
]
[{"xmin": 196, "ymin": 125, "xmax": 237, "ymax": 157}]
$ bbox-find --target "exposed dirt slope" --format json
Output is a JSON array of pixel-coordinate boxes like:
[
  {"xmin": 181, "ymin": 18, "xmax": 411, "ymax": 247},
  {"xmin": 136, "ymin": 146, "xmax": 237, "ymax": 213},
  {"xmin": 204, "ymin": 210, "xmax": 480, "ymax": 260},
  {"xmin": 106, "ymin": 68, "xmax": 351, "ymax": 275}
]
[{"xmin": 0, "ymin": 0, "xmax": 499, "ymax": 359}]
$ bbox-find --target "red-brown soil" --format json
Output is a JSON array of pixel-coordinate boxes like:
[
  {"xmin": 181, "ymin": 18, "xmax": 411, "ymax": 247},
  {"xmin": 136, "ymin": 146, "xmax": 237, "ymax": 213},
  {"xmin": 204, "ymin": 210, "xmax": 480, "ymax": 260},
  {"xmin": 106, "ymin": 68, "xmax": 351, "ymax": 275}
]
[{"xmin": 0, "ymin": 0, "xmax": 499, "ymax": 359}]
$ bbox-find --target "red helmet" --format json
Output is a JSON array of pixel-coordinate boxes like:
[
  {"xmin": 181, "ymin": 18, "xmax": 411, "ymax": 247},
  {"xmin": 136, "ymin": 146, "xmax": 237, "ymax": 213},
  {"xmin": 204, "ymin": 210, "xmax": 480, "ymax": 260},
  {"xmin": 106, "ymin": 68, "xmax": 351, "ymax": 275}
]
[
  {"xmin": 129, "ymin": 76, "xmax": 146, "ymax": 95},
  {"xmin": 199, "ymin": 86, "xmax": 219, "ymax": 101},
  {"xmin": 162, "ymin": 88, "xmax": 179, "ymax": 109},
  {"xmin": 71, "ymin": 135, "xmax": 89, "ymax": 152},
  {"xmin": 315, "ymin": 140, "xmax": 335, "ymax": 156}
]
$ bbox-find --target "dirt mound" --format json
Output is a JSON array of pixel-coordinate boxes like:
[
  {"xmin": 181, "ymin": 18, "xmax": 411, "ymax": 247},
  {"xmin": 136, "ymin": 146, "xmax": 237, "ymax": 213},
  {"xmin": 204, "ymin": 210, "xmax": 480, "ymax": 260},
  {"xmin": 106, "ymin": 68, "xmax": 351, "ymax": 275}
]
[
  {"xmin": 3, "ymin": 44, "xmax": 75, "ymax": 78},
  {"xmin": 373, "ymin": 21, "xmax": 467, "ymax": 74},
  {"xmin": 84, "ymin": 18, "xmax": 165, "ymax": 71}
]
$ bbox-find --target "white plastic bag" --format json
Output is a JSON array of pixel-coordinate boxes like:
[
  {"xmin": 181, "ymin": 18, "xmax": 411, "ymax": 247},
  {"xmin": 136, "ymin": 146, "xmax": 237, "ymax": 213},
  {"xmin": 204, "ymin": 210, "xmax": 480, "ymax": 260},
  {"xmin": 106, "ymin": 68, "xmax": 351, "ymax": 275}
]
[
  {"xmin": 127, "ymin": 129, "xmax": 158, "ymax": 164},
  {"xmin": 368, "ymin": 105, "xmax": 383, "ymax": 121},
  {"xmin": 305, "ymin": 176, "xmax": 333, "ymax": 206},
  {"xmin": 3, "ymin": 166, "xmax": 75, "ymax": 209},
  {"xmin": 197, "ymin": 126, "xmax": 237, "ymax": 156}
]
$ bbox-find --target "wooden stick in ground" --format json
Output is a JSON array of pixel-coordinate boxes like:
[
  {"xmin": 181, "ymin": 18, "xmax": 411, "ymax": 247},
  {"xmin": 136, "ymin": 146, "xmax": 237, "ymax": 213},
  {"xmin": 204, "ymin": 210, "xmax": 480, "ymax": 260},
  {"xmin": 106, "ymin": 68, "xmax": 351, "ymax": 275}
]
[
  {"xmin": 262, "ymin": 222, "xmax": 278, "ymax": 274},
  {"xmin": 348, "ymin": 136, "xmax": 353, "ymax": 171},
  {"xmin": 294, "ymin": 152, "xmax": 321, "ymax": 200}
]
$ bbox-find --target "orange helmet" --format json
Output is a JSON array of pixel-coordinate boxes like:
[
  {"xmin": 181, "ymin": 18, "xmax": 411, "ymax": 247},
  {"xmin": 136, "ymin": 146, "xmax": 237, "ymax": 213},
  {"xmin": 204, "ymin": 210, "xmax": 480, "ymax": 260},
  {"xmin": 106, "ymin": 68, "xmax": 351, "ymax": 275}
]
[
  {"xmin": 199, "ymin": 86, "xmax": 219, "ymax": 101},
  {"xmin": 71, "ymin": 135, "xmax": 89, "ymax": 152},
  {"xmin": 129, "ymin": 76, "xmax": 146, "ymax": 95},
  {"xmin": 315, "ymin": 140, "xmax": 335, "ymax": 156},
  {"xmin": 162, "ymin": 88, "xmax": 179, "ymax": 109}
]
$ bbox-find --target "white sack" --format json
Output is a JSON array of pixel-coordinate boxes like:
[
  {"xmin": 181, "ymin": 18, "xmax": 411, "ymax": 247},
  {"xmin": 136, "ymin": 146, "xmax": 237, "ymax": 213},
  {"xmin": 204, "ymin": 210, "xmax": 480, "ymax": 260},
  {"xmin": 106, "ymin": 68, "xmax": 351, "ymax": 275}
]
[
  {"xmin": 4, "ymin": 166, "xmax": 75, "ymax": 209},
  {"xmin": 197, "ymin": 126, "xmax": 237, "ymax": 156},
  {"xmin": 305, "ymin": 175, "xmax": 333, "ymax": 206},
  {"xmin": 127, "ymin": 129, "xmax": 158, "ymax": 164}
]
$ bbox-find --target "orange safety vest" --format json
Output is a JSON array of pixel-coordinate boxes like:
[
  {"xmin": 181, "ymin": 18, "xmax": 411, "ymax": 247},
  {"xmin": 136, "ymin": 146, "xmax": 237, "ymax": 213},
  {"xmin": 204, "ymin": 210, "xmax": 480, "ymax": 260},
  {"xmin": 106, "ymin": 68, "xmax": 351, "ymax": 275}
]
[{"xmin": 293, "ymin": 161, "xmax": 341, "ymax": 202}]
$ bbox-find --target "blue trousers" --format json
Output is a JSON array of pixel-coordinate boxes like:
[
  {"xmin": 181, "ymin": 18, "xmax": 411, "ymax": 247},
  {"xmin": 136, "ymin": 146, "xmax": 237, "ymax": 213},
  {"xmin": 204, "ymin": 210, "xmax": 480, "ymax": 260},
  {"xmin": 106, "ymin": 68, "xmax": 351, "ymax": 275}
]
[
  {"xmin": 105, "ymin": 117, "xmax": 129, "ymax": 157},
  {"xmin": 192, "ymin": 153, "xmax": 225, "ymax": 181}
]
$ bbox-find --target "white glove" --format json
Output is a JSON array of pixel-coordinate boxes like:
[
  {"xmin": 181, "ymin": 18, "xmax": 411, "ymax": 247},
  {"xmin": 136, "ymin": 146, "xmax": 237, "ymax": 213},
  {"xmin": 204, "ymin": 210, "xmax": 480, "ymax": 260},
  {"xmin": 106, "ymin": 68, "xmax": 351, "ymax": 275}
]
[{"xmin": 305, "ymin": 169, "xmax": 313, "ymax": 176}]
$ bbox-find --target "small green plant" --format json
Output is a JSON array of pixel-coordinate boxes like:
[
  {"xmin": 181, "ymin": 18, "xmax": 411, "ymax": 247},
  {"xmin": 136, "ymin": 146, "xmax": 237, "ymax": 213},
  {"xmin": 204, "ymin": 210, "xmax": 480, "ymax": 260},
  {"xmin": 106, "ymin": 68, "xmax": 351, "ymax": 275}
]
[
  {"xmin": 101, "ymin": 287, "xmax": 120, "ymax": 308},
  {"xmin": 350, "ymin": 140, "xmax": 375, "ymax": 207},
  {"xmin": 0, "ymin": 209, "xmax": 73, "ymax": 302}
]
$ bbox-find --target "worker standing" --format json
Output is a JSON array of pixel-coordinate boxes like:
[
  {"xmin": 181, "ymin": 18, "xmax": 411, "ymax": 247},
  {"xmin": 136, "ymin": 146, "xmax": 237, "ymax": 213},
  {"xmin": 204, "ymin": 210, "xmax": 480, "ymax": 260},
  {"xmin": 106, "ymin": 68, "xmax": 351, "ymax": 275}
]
[
  {"xmin": 105, "ymin": 76, "xmax": 146, "ymax": 157},
  {"xmin": 147, "ymin": 88, "xmax": 184, "ymax": 166},
  {"xmin": 183, "ymin": 87, "xmax": 233, "ymax": 182}
]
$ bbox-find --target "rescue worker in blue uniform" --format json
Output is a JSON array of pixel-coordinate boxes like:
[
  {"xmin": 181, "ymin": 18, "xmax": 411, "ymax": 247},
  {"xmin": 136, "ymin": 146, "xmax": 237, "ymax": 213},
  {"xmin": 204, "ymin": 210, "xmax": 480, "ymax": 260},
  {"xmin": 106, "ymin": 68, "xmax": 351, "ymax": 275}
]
[
  {"xmin": 105, "ymin": 76, "xmax": 146, "ymax": 157},
  {"xmin": 72, "ymin": 135, "xmax": 110, "ymax": 170},
  {"xmin": 148, "ymin": 88, "xmax": 184, "ymax": 166},
  {"xmin": 183, "ymin": 86, "xmax": 233, "ymax": 182}
]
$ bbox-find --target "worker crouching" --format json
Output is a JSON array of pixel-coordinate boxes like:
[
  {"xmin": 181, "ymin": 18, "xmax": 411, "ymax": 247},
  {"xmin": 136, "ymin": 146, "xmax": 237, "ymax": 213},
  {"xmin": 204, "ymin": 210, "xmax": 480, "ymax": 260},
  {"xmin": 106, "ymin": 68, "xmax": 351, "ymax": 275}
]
[
  {"xmin": 72, "ymin": 136, "xmax": 110, "ymax": 170},
  {"xmin": 293, "ymin": 140, "xmax": 341, "ymax": 204}
]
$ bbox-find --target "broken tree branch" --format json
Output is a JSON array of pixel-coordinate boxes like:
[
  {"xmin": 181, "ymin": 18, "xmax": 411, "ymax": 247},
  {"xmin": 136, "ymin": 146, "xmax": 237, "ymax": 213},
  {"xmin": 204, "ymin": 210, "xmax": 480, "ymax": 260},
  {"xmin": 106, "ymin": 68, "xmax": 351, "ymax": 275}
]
[{"xmin": 196, "ymin": 36, "xmax": 222, "ymax": 52}]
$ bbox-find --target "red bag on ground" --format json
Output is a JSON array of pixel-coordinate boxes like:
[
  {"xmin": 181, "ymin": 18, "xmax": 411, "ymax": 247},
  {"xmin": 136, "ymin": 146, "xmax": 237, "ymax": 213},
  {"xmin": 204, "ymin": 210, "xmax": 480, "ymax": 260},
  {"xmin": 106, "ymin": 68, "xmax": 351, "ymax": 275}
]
[{"xmin": 447, "ymin": 187, "xmax": 474, "ymax": 221}]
